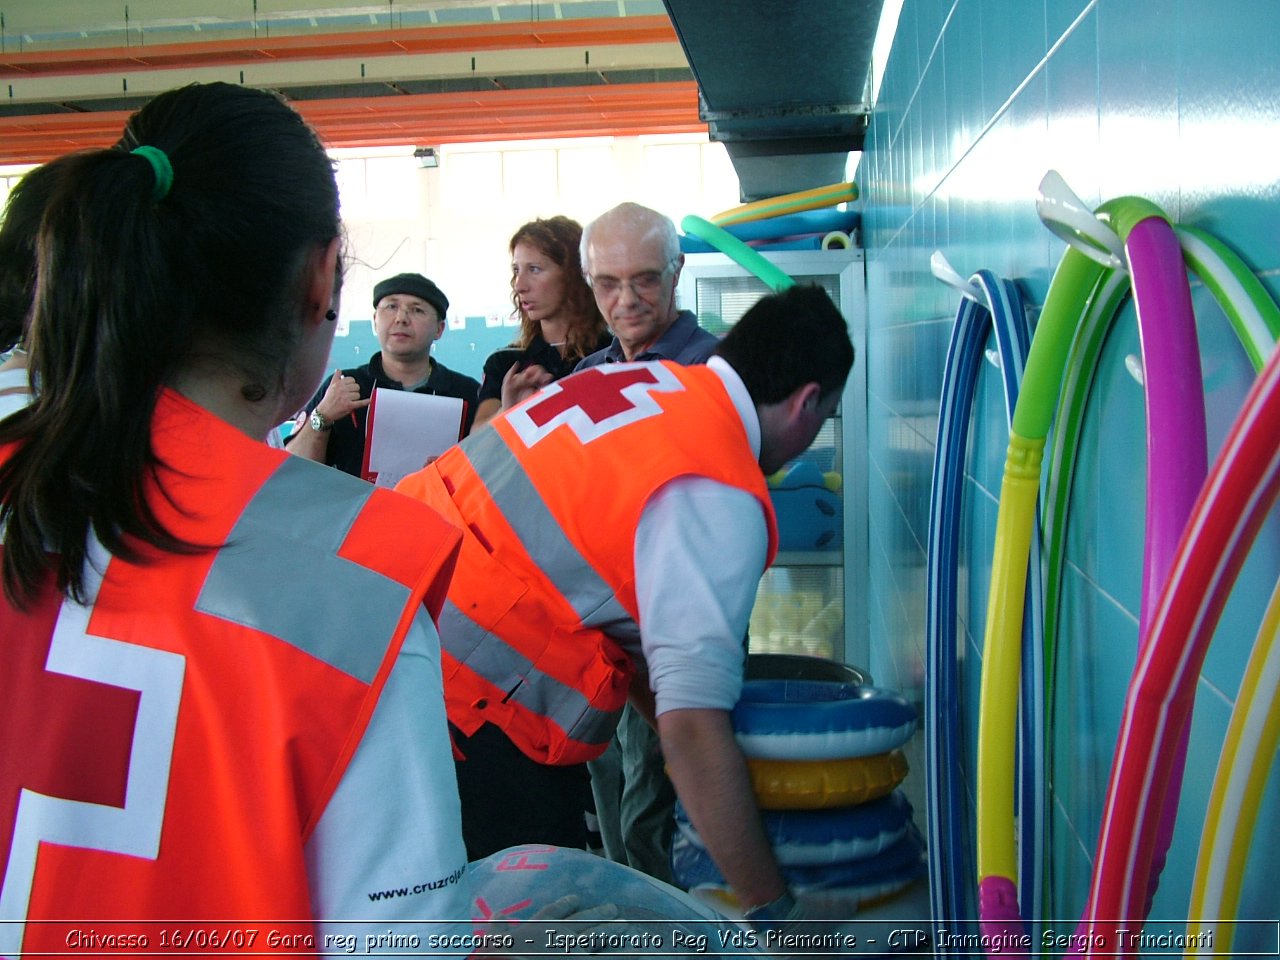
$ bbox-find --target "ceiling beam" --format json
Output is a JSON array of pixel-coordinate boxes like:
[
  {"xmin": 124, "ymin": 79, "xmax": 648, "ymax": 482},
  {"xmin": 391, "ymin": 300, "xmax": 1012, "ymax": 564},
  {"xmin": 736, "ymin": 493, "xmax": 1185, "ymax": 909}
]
[
  {"xmin": 0, "ymin": 16, "xmax": 678, "ymax": 78},
  {"xmin": 0, "ymin": 81, "xmax": 705, "ymax": 165}
]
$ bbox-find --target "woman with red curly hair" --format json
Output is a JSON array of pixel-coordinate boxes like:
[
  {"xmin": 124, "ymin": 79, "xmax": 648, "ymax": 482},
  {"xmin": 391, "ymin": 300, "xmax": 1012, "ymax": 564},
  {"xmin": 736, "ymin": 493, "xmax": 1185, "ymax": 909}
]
[{"xmin": 472, "ymin": 215, "xmax": 610, "ymax": 429}]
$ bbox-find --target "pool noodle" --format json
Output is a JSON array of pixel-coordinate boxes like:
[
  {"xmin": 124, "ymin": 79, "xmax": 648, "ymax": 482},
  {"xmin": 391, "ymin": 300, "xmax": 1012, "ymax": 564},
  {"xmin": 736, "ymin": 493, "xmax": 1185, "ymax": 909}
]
[
  {"xmin": 1082, "ymin": 333, "xmax": 1280, "ymax": 952},
  {"xmin": 1185, "ymin": 576, "xmax": 1280, "ymax": 956},
  {"xmin": 680, "ymin": 214, "xmax": 794, "ymax": 292},
  {"xmin": 925, "ymin": 291, "xmax": 984, "ymax": 936},
  {"xmin": 1176, "ymin": 226, "xmax": 1280, "ymax": 373},
  {"xmin": 1102, "ymin": 201, "xmax": 1209, "ymax": 642},
  {"xmin": 1106, "ymin": 203, "xmax": 1207, "ymax": 923},
  {"xmin": 718, "ymin": 207, "xmax": 860, "ymax": 243},
  {"xmin": 1176, "ymin": 228, "xmax": 1280, "ymax": 957},
  {"xmin": 925, "ymin": 272, "xmax": 1033, "ymax": 938},
  {"xmin": 976, "ymin": 248, "xmax": 1106, "ymax": 953},
  {"xmin": 977, "ymin": 174, "xmax": 1280, "ymax": 952},
  {"xmin": 976, "ymin": 271, "xmax": 1048, "ymax": 933},
  {"xmin": 1041, "ymin": 266, "xmax": 1128, "ymax": 731},
  {"xmin": 680, "ymin": 233, "xmax": 829, "ymax": 255},
  {"xmin": 710, "ymin": 181, "xmax": 858, "ymax": 228},
  {"xmin": 1040, "ymin": 220, "xmax": 1280, "ymax": 735},
  {"xmin": 981, "ymin": 191, "xmax": 1206, "ymax": 950},
  {"xmin": 1038, "ymin": 220, "xmax": 1280, "ymax": 945}
]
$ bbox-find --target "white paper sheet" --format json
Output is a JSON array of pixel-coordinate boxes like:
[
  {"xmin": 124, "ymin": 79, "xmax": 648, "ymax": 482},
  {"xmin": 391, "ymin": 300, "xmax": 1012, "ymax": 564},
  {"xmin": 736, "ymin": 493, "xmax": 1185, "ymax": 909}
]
[{"xmin": 363, "ymin": 388, "xmax": 465, "ymax": 488}]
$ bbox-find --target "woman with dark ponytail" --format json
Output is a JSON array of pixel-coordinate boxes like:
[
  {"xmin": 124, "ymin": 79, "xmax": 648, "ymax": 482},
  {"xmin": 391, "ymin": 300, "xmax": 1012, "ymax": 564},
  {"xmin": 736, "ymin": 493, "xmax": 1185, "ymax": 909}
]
[{"xmin": 0, "ymin": 83, "xmax": 476, "ymax": 952}]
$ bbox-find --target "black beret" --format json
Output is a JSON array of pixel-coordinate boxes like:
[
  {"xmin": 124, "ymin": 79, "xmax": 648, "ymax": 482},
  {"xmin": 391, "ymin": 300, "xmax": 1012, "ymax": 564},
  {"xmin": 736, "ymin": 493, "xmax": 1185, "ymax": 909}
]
[{"xmin": 372, "ymin": 272, "xmax": 449, "ymax": 319}]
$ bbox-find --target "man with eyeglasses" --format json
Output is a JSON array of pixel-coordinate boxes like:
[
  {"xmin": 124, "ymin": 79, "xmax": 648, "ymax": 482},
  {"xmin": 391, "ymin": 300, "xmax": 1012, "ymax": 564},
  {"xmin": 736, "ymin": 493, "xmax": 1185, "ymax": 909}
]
[
  {"xmin": 287, "ymin": 272, "xmax": 479, "ymax": 477},
  {"xmin": 573, "ymin": 203, "xmax": 723, "ymax": 886},
  {"xmin": 396, "ymin": 284, "xmax": 854, "ymax": 934},
  {"xmin": 575, "ymin": 203, "xmax": 719, "ymax": 369}
]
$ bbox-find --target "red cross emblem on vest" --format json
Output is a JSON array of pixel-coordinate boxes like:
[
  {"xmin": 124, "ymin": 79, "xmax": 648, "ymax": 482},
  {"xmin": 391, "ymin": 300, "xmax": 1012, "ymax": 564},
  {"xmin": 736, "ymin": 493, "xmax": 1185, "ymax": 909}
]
[
  {"xmin": 0, "ymin": 548, "xmax": 184, "ymax": 955},
  {"xmin": 507, "ymin": 362, "xmax": 687, "ymax": 447}
]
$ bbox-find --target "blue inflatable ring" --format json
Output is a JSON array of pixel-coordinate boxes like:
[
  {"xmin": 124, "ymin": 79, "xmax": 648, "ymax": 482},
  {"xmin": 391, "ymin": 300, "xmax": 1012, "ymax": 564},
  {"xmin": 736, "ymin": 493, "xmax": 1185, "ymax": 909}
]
[
  {"xmin": 675, "ymin": 790, "xmax": 913, "ymax": 867},
  {"xmin": 732, "ymin": 680, "xmax": 917, "ymax": 760},
  {"xmin": 672, "ymin": 823, "xmax": 927, "ymax": 901}
]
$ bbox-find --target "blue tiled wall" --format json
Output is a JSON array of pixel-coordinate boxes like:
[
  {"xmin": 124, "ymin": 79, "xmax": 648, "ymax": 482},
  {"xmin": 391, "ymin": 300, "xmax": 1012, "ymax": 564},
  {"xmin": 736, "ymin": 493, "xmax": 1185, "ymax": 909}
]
[
  {"xmin": 859, "ymin": 0, "xmax": 1280, "ymax": 936},
  {"xmin": 326, "ymin": 318, "xmax": 506, "ymax": 384}
]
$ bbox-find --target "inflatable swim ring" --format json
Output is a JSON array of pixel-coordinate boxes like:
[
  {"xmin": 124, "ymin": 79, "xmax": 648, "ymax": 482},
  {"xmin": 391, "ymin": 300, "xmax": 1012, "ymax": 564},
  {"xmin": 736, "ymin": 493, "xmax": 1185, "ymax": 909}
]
[
  {"xmin": 733, "ymin": 679, "xmax": 917, "ymax": 761},
  {"xmin": 747, "ymin": 749, "xmax": 909, "ymax": 811},
  {"xmin": 675, "ymin": 790, "xmax": 913, "ymax": 867},
  {"xmin": 671, "ymin": 823, "xmax": 926, "ymax": 904},
  {"xmin": 745, "ymin": 652, "xmax": 867, "ymax": 685}
]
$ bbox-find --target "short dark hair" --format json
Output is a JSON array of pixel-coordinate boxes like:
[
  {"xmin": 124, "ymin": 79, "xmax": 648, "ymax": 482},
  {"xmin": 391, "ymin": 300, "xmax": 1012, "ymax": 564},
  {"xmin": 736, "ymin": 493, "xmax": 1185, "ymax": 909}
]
[{"xmin": 713, "ymin": 284, "xmax": 854, "ymax": 405}]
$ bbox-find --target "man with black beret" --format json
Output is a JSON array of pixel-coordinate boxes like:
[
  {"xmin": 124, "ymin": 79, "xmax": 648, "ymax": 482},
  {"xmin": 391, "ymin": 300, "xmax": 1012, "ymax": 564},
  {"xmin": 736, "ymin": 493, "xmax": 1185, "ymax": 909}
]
[{"xmin": 286, "ymin": 272, "xmax": 480, "ymax": 477}]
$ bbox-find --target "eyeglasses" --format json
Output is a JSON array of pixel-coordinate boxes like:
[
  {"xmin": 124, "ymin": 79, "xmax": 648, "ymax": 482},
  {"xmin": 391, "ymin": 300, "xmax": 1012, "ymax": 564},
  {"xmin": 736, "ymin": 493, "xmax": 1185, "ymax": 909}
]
[
  {"xmin": 376, "ymin": 300, "xmax": 435, "ymax": 321},
  {"xmin": 588, "ymin": 260, "xmax": 677, "ymax": 298}
]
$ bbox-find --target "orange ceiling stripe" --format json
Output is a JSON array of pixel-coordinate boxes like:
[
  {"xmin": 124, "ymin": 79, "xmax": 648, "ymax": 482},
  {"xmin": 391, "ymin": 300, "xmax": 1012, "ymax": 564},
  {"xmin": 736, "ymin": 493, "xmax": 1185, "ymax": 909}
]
[
  {"xmin": 295, "ymin": 82, "xmax": 697, "ymax": 119},
  {"xmin": 0, "ymin": 81, "xmax": 704, "ymax": 165},
  {"xmin": 0, "ymin": 15, "xmax": 678, "ymax": 77}
]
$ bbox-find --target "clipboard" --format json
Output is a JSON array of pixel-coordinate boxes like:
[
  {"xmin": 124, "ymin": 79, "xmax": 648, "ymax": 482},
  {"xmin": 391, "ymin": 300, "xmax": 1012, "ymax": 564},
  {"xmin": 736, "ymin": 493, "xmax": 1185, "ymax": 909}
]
[{"xmin": 361, "ymin": 388, "xmax": 467, "ymax": 487}]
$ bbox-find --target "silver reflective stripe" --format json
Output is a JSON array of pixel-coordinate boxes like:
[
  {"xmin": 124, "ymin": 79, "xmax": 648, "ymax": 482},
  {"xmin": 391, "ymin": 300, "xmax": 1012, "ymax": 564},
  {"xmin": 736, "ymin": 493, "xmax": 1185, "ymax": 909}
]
[
  {"xmin": 196, "ymin": 457, "xmax": 410, "ymax": 683},
  {"xmin": 441, "ymin": 597, "xmax": 619, "ymax": 746},
  {"xmin": 463, "ymin": 427, "xmax": 637, "ymax": 635}
]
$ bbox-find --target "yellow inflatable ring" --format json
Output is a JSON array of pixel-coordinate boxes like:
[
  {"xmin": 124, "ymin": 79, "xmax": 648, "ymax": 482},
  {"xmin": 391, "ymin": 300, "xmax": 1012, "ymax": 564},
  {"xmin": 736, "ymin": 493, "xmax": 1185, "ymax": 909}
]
[{"xmin": 747, "ymin": 749, "xmax": 908, "ymax": 811}]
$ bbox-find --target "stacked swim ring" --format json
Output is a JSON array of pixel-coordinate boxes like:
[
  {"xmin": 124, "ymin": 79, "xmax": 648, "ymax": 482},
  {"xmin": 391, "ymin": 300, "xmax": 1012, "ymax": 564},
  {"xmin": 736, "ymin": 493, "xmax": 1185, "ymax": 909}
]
[{"xmin": 671, "ymin": 654, "xmax": 925, "ymax": 913}]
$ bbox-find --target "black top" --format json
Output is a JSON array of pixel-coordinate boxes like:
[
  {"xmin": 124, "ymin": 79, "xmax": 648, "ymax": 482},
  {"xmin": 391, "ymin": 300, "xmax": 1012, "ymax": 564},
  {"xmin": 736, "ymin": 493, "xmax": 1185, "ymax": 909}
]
[
  {"xmin": 289, "ymin": 352, "xmax": 480, "ymax": 478},
  {"xmin": 477, "ymin": 331, "xmax": 613, "ymax": 405}
]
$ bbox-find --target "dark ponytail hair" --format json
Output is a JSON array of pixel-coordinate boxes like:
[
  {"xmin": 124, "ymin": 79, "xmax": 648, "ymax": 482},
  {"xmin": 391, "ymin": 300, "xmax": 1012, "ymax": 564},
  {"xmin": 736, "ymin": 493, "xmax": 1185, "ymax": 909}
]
[{"xmin": 0, "ymin": 82, "xmax": 342, "ymax": 607}]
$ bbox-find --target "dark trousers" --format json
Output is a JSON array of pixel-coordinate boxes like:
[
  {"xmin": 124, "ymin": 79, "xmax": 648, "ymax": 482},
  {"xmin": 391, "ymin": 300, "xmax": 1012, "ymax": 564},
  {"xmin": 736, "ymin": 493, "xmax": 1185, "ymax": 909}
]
[
  {"xmin": 450, "ymin": 722, "xmax": 593, "ymax": 861},
  {"xmin": 586, "ymin": 703, "xmax": 677, "ymax": 883}
]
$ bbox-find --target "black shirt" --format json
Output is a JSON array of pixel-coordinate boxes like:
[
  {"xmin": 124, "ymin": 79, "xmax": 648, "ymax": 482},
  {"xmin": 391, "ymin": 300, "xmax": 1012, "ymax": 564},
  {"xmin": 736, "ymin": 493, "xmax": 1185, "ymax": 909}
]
[
  {"xmin": 478, "ymin": 331, "xmax": 613, "ymax": 406},
  {"xmin": 289, "ymin": 352, "xmax": 480, "ymax": 478}
]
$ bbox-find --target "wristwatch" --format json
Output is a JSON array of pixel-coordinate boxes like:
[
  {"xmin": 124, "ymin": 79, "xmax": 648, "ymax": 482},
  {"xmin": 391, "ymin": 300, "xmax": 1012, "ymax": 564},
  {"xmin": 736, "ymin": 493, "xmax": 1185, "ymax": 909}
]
[{"xmin": 309, "ymin": 409, "xmax": 334, "ymax": 433}]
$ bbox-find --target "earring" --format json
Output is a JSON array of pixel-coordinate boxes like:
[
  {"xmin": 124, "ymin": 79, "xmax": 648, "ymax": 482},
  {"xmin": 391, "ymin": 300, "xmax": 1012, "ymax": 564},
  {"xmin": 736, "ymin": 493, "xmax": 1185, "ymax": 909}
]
[{"xmin": 324, "ymin": 309, "xmax": 337, "ymax": 322}]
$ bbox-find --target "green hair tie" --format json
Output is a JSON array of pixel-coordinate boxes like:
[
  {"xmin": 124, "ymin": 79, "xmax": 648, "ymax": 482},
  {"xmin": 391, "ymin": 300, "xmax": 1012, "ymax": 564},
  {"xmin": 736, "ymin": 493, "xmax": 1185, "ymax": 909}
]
[{"xmin": 131, "ymin": 145, "xmax": 173, "ymax": 202}]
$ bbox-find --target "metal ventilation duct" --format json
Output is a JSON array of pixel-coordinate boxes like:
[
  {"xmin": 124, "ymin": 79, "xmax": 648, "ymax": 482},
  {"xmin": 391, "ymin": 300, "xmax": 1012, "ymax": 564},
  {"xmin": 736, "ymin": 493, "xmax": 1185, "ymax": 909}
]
[{"xmin": 662, "ymin": 0, "xmax": 881, "ymax": 202}]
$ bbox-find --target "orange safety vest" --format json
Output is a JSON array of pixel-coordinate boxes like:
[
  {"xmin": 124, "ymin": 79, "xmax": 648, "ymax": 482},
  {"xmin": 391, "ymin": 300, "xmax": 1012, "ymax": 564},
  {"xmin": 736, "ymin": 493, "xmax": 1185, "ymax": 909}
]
[
  {"xmin": 1, "ymin": 390, "xmax": 461, "ymax": 957},
  {"xmin": 397, "ymin": 361, "xmax": 778, "ymax": 766}
]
